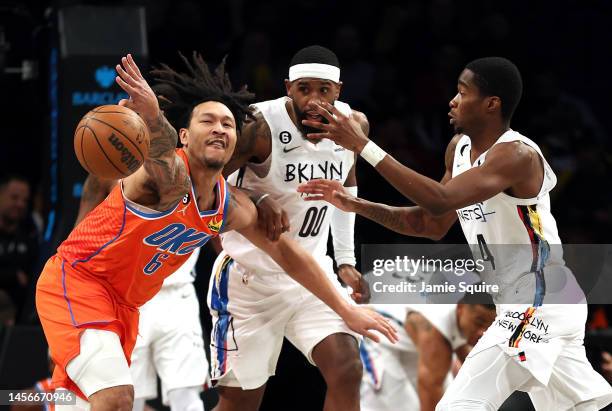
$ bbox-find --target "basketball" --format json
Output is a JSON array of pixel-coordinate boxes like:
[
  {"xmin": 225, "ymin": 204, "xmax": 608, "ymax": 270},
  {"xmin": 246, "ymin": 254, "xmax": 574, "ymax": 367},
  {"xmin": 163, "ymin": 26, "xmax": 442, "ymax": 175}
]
[{"xmin": 74, "ymin": 105, "xmax": 150, "ymax": 179}]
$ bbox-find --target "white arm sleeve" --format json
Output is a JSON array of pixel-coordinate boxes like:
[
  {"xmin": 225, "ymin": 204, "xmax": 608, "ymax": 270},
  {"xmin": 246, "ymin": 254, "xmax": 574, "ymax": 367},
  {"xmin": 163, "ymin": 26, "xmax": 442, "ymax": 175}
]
[{"xmin": 331, "ymin": 186, "xmax": 358, "ymax": 267}]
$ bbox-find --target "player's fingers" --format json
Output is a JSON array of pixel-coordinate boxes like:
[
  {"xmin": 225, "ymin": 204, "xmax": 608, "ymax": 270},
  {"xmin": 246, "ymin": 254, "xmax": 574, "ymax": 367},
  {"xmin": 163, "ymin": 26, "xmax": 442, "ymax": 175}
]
[
  {"xmin": 266, "ymin": 221, "xmax": 276, "ymax": 242},
  {"xmin": 296, "ymin": 184, "xmax": 322, "ymax": 194},
  {"xmin": 300, "ymin": 189, "xmax": 326, "ymax": 197},
  {"xmin": 272, "ymin": 213, "xmax": 283, "ymax": 241},
  {"xmin": 122, "ymin": 56, "xmax": 141, "ymax": 81},
  {"xmin": 303, "ymin": 179, "xmax": 334, "ymax": 189},
  {"xmin": 115, "ymin": 75, "xmax": 136, "ymax": 95},
  {"xmin": 311, "ymin": 102, "xmax": 336, "ymax": 123},
  {"xmin": 116, "ymin": 64, "xmax": 139, "ymax": 88},
  {"xmin": 117, "ymin": 99, "xmax": 130, "ymax": 107},
  {"xmin": 380, "ymin": 319, "xmax": 398, "ymax": 342},
  {"xmin": 362, "ymin": 330, "xmax": 380, "ymax": 343},
  {"xmin": 126, "ymin": 54, "xmax": 143, "ymax": 78},
  {"xmin": 321, "ymin": 101, "xmax": 344, "ymax": 119},
  {"xmin": 301, "ymin": 119, "xmax": 332, "ymax": 131},
  {"xmin": 303, "ymin": 195, "xmax": 325, "ymax": 202},
  {"xmin": 281, "ymin": 210, "xmax": 290, "ymax": 232},
  {"xmin": 374, "ymin": 322, "xmax": 397, "ymax": 344}
]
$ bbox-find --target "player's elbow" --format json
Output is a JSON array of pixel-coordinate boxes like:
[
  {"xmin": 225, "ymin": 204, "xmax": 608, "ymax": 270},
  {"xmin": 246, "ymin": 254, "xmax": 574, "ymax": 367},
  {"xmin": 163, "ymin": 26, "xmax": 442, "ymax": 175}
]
[
  {"xmin": 421, "ymin": 189, "xmax": 454, "ymax": 217},
  {"xmin": 425, "ymin": 201, "xmax": 452, "ymax": 217}
]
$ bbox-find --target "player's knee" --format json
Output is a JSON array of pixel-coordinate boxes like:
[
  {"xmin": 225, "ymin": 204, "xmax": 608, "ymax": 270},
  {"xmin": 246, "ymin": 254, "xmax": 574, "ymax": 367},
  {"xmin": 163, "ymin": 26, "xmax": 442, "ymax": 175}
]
[
  {"xmin": 89, "ymin": 385, "xmax": 134, "ymax": 411},
  {"xmin": 324, "ymin": 356, "xmax": 363, "ymax": 388}
]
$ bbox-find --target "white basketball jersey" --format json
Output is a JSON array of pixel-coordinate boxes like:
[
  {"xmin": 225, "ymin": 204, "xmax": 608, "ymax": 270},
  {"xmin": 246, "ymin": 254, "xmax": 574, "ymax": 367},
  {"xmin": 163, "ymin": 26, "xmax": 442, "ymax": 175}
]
[
  {"xmin": 161, "ymin": 247, "xmax": 199, "ymax": 286},
  {"xmin": 221, "ymin": 97, "xmax": 355, "ymax": 274},
  {"xmin": 452, "ymin": 130, "xmax": 563, "ymax": 303}
]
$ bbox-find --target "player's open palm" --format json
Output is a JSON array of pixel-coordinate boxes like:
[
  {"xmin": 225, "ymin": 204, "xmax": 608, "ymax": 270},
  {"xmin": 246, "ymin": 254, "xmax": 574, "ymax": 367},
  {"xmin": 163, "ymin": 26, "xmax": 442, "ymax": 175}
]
[
  {"xmin": 115, "ymin": 54, "xmax": 159, "ymax": 122},
  {"xmin": 343, "ymin": 306, "xmax": 398, "ymax": 344},
  {"xmin": 297, "ymin": 179, "xmax": 356, "ymax": 212}
]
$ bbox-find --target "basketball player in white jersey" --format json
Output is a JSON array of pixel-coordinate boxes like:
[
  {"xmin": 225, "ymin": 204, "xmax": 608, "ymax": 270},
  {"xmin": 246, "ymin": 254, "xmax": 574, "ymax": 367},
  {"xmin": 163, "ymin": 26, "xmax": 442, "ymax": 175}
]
[
  {"xmin": 208, "ymin": 45, "xmax": 370, "ymax": 411},
  {"xmin": 75, "ymin": 176, "xmax": 209, "ymax": 411},
  {"xmin": 298, "ymin": 57, "xmax": 612, "ymax": 410},
  {"xmin": 360, "ymin": 299, "xmax": 495, "ymax": 411}
]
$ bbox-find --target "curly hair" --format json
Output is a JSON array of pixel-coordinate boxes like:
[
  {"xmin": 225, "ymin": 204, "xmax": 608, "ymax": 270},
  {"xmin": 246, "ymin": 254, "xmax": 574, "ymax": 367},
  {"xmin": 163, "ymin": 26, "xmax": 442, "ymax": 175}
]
[{"xmin": 150, "ymin": 52, "xmax": 255, "ymax": 131}]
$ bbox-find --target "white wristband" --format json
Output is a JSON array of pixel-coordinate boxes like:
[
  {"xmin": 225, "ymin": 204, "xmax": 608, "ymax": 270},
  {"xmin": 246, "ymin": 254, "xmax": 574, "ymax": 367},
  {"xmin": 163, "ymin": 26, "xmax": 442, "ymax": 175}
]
[
  {"xmin": 360, "ymin": 141, "xmax": 387, "ymax": 167},
  {"xmin": 332, "ymin": 186, "xmax": 357, "ymax": 267}
]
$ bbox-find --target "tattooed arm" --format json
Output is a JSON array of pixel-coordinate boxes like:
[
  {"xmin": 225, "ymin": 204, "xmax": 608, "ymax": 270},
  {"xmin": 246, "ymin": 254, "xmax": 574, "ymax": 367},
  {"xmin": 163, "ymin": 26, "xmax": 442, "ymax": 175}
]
[
  {"xmin": 115, "ymin": 54, "xmax": 190, "ymax": 210},
  {"xmin": 74, "ymin": 175, "xmax": 117, "ymax": 225},
  {"xmin": 221, "ymin": 109, "xmax": 292, "ymax": 241},
  {"xmin": 405, "ymin": 312, "xmax": 453, "ymax": 411},
  {"xmin": 297, "ymin": 135, "xmax": 460, "ymax": 241},
  {"xmin": 222, "ymin": 108, "xmax": 271, "ymax": 178},
  {"xmin": 220, "ymin": 186, "xmax": 398, "ymax": 343}
]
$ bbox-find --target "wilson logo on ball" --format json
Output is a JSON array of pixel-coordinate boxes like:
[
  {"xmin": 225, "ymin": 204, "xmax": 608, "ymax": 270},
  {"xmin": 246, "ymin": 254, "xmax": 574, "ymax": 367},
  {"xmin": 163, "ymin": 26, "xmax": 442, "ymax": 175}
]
[{"xmin": 108, "ymin": 133, "xmax": 140, "ymax": 172}]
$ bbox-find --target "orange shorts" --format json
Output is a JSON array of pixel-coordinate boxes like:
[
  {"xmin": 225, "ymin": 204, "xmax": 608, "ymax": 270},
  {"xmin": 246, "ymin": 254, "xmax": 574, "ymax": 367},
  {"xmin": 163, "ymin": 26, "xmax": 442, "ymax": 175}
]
[{"xmin": 35, "ymin": 255, "xmax": 139, "ymax": 400}]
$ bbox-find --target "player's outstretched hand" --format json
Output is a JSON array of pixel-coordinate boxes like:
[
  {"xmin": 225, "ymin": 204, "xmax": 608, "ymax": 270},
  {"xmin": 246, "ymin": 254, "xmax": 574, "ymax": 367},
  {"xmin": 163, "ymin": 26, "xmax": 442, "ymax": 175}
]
[
  {"xmin": 337, "ymin": 265, "xmax": 371, "ymax": 304},
  {"xmin": 256, "ymin": 195, "xmax": 290, "ymax": 242},
  {"xmin": 341, "ymin": 306, "xmax": 398, "ymax": 344},
  {"xmin": 297, "ymin": 179, "xmax": 357, "ymax": 212},
  {"xmin": 301, "ymin": 101, "xmax": 369, "ymax": 153},
  {"xmin": 115, "ymin": 54, "xmax": 160, "ymax": 122}
]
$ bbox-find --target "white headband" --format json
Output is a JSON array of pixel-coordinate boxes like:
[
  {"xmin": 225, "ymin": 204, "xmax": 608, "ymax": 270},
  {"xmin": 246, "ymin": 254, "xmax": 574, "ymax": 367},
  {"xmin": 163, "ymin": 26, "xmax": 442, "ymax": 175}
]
[{"xmin": 289, "ymin": 63, "xmax": 340, "ymax": 82}]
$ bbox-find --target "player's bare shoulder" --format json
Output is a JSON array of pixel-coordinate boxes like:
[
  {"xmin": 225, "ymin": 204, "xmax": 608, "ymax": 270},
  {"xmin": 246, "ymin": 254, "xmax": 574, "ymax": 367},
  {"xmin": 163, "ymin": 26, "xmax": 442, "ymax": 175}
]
[
  {"xmin": 485, "ymin": 140, "xmax": 543, "ymax": 194},
  {"xmin": 444, "ymin": 134, "xmax": 464, "ymax": 172},
  {"xmin": 483, "ymin": 140, "xmax": 541, "ymax": 182},
  {"xmin": 351, "ymin": 109, "xmax": 370, "ymax": 136},
  {"xmin": 224, "ymin": 108, "xmax": 271, "ymax": 176}
]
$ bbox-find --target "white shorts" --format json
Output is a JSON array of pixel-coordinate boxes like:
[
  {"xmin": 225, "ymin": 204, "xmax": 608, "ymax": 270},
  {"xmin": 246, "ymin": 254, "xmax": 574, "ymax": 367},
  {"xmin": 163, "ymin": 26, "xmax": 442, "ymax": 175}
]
[
  {"xmin": 360, "ymin": 340, "xmax": 419, "ymax": 411},
  {"xmin": 472, "ymin": 304, "xmax": 600, "ymax": 385},
  {"xmin": 56, "ymin": 328, "xmax": 133, "ymax": 410},
  {"xmin": 437, "ymin": 344, "xmax": 612, "ymax": 411},
  {"xmin": 360, "ymin": 338, "xmax": 454, "ymax": 411},
  {"xmin": 208, "ymin": 251, "xmax": 359, "ymax": 390},
  {"xmin": 130, "ymin": 282, "xmax": 208, "ymax": 405}
]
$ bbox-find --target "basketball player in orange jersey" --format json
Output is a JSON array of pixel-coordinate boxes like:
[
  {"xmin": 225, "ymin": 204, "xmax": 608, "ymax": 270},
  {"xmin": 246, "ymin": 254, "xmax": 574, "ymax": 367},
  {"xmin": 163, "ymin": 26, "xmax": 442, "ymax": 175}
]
[{"xmin": 35, "ymin": 53, "xmax": 397, "ymax": 411}]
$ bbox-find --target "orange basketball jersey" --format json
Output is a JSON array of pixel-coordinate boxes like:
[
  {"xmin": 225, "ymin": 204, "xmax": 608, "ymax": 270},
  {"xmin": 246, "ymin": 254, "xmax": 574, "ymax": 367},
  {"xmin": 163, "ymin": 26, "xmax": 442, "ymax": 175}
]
[{"xmin": 57, "ymin": 148, "xmax": 229, "ymax": 307}]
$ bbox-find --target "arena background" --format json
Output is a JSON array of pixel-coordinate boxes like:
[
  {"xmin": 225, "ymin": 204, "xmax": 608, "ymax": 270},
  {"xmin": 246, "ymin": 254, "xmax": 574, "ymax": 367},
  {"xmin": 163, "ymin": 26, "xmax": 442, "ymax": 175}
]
[{"xmin": 0, "ymin": 0, "xmax": 611, "ymax": 410}]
